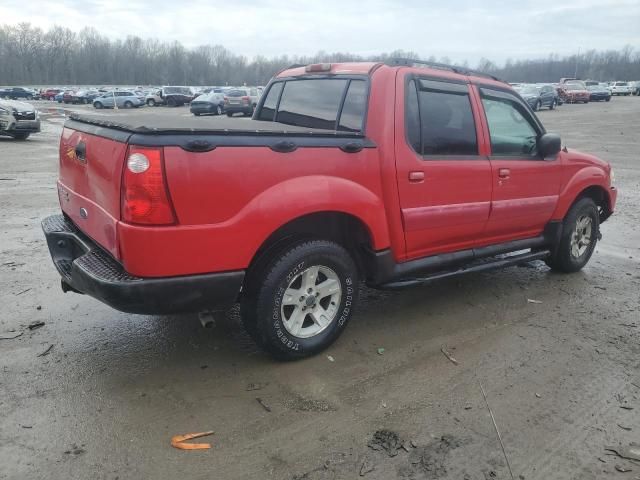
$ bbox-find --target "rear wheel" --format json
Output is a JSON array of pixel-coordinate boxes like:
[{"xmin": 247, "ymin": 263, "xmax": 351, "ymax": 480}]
[
  {"xmin": 216, "ymin": 105, "xmax": 223, "ymax": 115},
  {"xmin": 549, "ymin": 99, "xmax": 556, "ymax": 110},
  {"xmin": 123, "ymin": 101, "xmax": 133, "ymax": 109},
  {"xmin": 146, "ymin": 99, "xmax": 156, "ymax": 107},
  {"xmin": 167, "ymin": 97, "xmax": 177, "ymax": 107},
  {"xmin": 546, "ymin": 197, "xmax": 599, "ymax": 273},
  {"xmin": 226, "ymin": 112, "xmax": 233, "ymax": 117},
  {"xmin": 93, "ymin": 101, "xmax": 103, "ymax": 109},
  {"xmin": 241, "ymin": 240, "xmax": 359, "ymax": 360},
  {"xmin": 534, "ymin": 100, "xmax": 541, "ymax": 111},
  {"xmin": 12, "ymin": 133, "xmax": 30, "ymax": 140}
]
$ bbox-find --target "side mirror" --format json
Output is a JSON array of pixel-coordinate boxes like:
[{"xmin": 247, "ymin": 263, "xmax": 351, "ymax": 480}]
[{"xmin": 538, "ymin": 133, "xmax": 561, "ymax": 158}]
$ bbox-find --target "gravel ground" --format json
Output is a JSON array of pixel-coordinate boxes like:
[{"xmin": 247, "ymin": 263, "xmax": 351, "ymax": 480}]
[{"xmin": 1, "ymin": 98, "xmax": 638, "ymax": 480}]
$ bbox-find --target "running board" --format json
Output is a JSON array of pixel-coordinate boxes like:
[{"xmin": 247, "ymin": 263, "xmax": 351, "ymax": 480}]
[{"xmin": 379, "ymin": 250, "xmax": 550, "ymax": 290}]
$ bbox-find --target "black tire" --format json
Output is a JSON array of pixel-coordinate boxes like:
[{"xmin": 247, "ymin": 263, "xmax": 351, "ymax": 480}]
[
  {"xmin": 545, "ymin": 197, "xmax": 599, "ymax": 273},
  {"xmin": 93, "ymin": 101, "xmax": 103, "ymax": 109},
  {"xmin": 216, "ymin": 105, "xmax": 222, "ymax": 115},
  {"xmin": 12, "ymin": 133, "xmax": 30, "ymax": 140},
  {"xmin": 193, "ymin": 112, "xmax": 200, "ymax": 116},
  {"xmin": 549, "ymin": 99, "xmax": 556, "ymax": 110},
  {"xmin": 241, "ymin": 240, "xmax": 359, "ymax": 360},
  {"xmin": 167, "ymin": 97, "xmax": 177, "ymax": 107},
  {"xmin": 123, "ymin": 101, "xmax": 133, "ymax": 109},
  {"xmin": 226, "ymin": 112, "xmax": 233, "ymax": 117},
  {"xmin": 146, "ymin": 99, "xmax": 156, "ymax": 107},
  {"xmin": 606, "ymin": 97, "xmax": 611, "ymax": 102},
  {"xmin": 533, "ymin": 100, "xmax": 541, "ymax": 111}
]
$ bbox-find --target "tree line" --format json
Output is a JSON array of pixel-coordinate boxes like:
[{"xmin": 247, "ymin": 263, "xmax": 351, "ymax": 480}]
[{"xmin": 1, "ymin": 23, "xmax": 639, "ymax": 86}]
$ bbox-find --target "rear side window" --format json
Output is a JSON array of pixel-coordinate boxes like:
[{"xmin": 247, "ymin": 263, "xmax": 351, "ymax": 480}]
[
  {"xmin": 338, "ymin": 81, "xmax": 367, "ymax": 132},
  {"xmin": 257, "ymin": 79, "xmax": 367, "ymax": 131},
  {"xmin": 258, "ymin": 82, "xmax": 283, "ymax": 121},
  {"xmin": 406, "ymin": 79, "xmax": 478, "ymax": 156}
]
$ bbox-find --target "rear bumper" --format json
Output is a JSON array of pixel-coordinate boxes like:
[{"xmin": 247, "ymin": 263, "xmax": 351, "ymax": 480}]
[
  {"xmin": 42, "ymin": 214, "xmax": 244, "ymax": 314},
  {"xmin": 225, "ymin": 105, "xmax": 253, "ymax": 114}
]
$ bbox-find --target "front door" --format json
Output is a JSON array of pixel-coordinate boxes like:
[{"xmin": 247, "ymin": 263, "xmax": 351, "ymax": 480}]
[
  {"xmin": 477, "ymin": 87, "xmax": 562, "ymax": 241},
  {"xmin": 395, "ymin": 75, "xmax": 492, "ymax": 260}
]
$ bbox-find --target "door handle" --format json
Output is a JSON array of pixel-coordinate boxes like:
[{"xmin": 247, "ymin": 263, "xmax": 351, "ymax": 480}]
[
  {"xmin": 498, "ymin": 168, "xmax": 510, "ymax": 179},
  {"xmin": 408, "ymin": 171, "xmax": 425, "ymax": 182}
]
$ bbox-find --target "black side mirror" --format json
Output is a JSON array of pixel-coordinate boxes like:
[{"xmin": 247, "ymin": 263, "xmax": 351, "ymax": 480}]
[{"xmin": 538, "ymin": 133, "xmax": 561, "ymax": 158}]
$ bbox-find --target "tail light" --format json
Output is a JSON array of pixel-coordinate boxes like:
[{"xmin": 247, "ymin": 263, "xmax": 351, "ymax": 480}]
[
  {"xmin": 242, "ymin": 96, "xmax": 250, "ymax": 104},
  {"xmin": 121, "ymin": 146, "xmax": 177, "ymax": 225},
  {"xmin": 224, "ymin": 96, "xmax": 229, "ymax": 104}
]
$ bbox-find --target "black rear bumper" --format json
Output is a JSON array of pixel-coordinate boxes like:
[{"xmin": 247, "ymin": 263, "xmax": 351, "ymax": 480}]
[{"xmin": 42, "ymin": 215, "xmax": 244, "ymax": 314}]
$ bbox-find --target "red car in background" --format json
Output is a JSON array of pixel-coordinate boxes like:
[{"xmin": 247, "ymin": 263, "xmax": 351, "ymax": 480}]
[
  {"xmin": 558, "ymin": 80, "xmax": 590, "ymax": 103},
  {"xmin": 41, "ymin": 89, "xmax": 62, "ymax": 100},
  {"xmin": 62, "ymin": 91, "xmax": 75, "ymax": 104}
]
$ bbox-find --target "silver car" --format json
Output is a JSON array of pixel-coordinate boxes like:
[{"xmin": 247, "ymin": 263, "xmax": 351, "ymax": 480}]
[
  {"xmin": 93, "ymin": 91, "xmax": 144, "ymax": 109},
  {"xmin": 0, "ymin": 99, "xmax": 41, "ymax": 140}
]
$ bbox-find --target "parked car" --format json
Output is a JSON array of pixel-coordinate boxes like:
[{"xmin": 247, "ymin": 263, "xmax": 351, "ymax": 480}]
[
  {"xmin": 0, "ymin": 99, "xmax": 40, "ymax": 140},
  {"xmin": 92, "ymin": 91, "xmax": 144, "ymax": 109},
  {"xmin": 631, "ymin": 81, "xmax": 640, "ymax": 95},
  {"xmin": 610, "ymin": 82, "xmax": 632, "ymax": 96},
  {"xmin": 145, "ymin": 86, "xmax": 193, "ymax": 107},
  {"xmin": 224, "ymin": 87, "xmax": 260, "ymax": 116},
  {"xmin": 42, "ymin": 60, "xmax": 617, "ymax": 360},
  {"xmin": 62, "ymin": 91, "xmax": 76, "ymax": 104},
  {"xmin": 41, "ymin": 88, "xmax": 62, "ymax": 100},
  {"xmin": 55, "ymin": 91, "xmax": 69, "ymax": 103},
  {"xmin": 517, "ymin": 84, "xmax": 557, "ymax": 110},
  {"xmin": 0, "ymin": 87, "xmax": 36, "ymax": 100},
  {"xmin": 71, "ymin": 90, "xmax": 100, "ymax": 104},
  {"xmin": 587, "ymin": 84, "xmax": 611, "ymax": 102},
  {"xmin": 560, "ymin": 82, "xmax": 590, "ymax": 103},
  {"xmin": 190, "ymin": 92, "xmax": 226, "ymax": 116}
]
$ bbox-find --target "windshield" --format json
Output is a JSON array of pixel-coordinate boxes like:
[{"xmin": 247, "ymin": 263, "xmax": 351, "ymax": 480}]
[
  {"xmin": 227, "ymin": 89, "xmax": 248, "ymax": 97},
  {"xmin": 565, "ymin": 83, "xmax": 585, "ymax": 91},
  {"xmin": 521, "ymin": 86, "xmax": 540, "ymax": 95},
  {"xmin": 615, "ymin": 82, "xmax": 628, "ymax": 86},
  {"xmin": 197, "ymin": 92, "xmax": 222, "ymax": 101}
]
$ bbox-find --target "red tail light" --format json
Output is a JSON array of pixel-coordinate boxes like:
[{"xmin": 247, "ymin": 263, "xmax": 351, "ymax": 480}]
[
  {"xmin": 121, "ymin": 146, "xmax": 177, "ymax": 225},
  {"xmin": 224, "ymin": 96, "xmax": 229, "ymax": 103},
  {"xmin": 242, "ymin": 96, "xmax": 250, "ymax": 104}
]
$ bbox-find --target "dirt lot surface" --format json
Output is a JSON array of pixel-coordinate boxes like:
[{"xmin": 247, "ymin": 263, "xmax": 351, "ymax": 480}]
[{"xmin": 1, "ymin": 99, "xmax": 639, "ymax": 480}]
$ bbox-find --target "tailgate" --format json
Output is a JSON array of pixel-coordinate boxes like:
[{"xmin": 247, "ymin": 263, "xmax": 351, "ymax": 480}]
[{"xmin": 58, "ymin": 124, "xmax": 129, "ymax": 258}]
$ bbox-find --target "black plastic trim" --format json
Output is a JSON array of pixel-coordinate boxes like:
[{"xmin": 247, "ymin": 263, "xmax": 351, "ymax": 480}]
[
  {"xmin": 367, "ymin": 234, "xmax": 552, "ymax": 285},
  {"xmin": 65, "ymin": 120, "xmax": 132, "ymax": 143},
  {"xmin": 42, "ymin": 214, "xmax": 244, "ymax": 314}
]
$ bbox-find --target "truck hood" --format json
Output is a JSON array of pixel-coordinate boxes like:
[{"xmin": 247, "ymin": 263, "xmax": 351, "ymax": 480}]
[
  {"xmin": 0, "ymin": 99, "xmax": 36, "ymax": 112},
  {"xmin": 564, "ymin": 148, "xmax": 610, "ymax": 171}
]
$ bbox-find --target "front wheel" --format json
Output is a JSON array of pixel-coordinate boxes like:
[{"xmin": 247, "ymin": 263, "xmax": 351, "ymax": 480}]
[
  {"xmin": 216, "ymin": 105, "xmax": 223, "ymax": 115},
  {"xmin": 12, "ymin": 133, "xmax": 30, "ymax": 140},
  {"xmin": 93, "ymin": 102, "xmax": 103, "ymax": 109},
  {"xmin": 241, "ymin": 240, "xmax": 359, "ymax": 360},
  {"xmin": 549, "ymin": 99, "xmax": 556, "ymax": 110},
  {"xmin": 123, "ymin": 101, "xmax": 133, "ymax": 109},
  {"xmin": 546, "ymin": 197, "xmax": 599, "ymax": 273},
  {"xmin": 146, "ymin": 99, "xmax": 156, "ymax": 107}
]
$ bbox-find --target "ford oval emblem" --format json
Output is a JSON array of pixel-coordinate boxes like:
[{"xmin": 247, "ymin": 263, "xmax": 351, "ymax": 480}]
[{"xmin": 79, "ymin": 208, "xmax": 88, "ymax": 219}]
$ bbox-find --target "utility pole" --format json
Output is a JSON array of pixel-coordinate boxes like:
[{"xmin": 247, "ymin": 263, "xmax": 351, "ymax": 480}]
[{"xmin": 574, "ymin": 47, "xmax": 581, "ymax": 78}]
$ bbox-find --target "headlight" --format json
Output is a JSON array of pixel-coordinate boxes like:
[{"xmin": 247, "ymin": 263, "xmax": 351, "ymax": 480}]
[{"xmin": 0, "ymin": 107, "xmax": 9, "ymax": 116}]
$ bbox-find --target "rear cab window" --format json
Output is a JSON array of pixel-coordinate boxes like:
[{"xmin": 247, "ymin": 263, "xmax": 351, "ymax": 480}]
[{"xmin": 257, "ymin": 78, "xmax": 368, "ymax": 132}]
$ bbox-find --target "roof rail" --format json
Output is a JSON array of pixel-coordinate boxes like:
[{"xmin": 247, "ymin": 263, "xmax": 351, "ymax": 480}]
[{"xmin": 385, "ymin": 58, "xmax": 503, "ymax": 82}]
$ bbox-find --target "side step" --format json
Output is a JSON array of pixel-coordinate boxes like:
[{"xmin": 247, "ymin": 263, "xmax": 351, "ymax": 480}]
[{"xmin": 379, "ymin": 250, "xmax": 550, "ymax": 290}]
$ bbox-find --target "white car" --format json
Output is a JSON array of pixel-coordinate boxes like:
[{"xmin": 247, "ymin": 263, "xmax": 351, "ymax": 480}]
[
  {"xmin": 610, "ymin": 82, "xmax": 632, "ymax": 96},
  {"xmin": 0, "ymin": 99, "xmax": 41, "ymax": 140}
]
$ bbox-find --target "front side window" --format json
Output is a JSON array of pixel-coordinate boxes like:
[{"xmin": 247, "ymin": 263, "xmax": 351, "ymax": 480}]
[
  {"xmin": 406, "ymin": 78, "xmax": 478, "ymax": 156},
  {"xmin": 481, "ymin": 91, "xmax": 540, "ymax": 156}
]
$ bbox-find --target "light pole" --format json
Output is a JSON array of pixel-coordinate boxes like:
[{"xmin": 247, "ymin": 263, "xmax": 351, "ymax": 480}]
[{"xmin": 574, "ymin": 47, "xmax": 581, "ymax": 79}]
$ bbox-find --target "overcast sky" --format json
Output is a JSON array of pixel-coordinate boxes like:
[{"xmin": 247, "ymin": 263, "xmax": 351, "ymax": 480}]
[{"xmin": 1, "ymin": 0, "xmax": 639, "ymax": 64}]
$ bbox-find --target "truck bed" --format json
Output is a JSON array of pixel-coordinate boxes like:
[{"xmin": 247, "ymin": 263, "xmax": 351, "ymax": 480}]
[{"xmin": 68, "ymin": 111, "xmax": 363, "ymax": 137}]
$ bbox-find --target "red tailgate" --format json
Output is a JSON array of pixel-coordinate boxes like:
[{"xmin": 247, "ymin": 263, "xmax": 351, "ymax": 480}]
[{"xmin": 58, "ymin": 127, "xmax": 128, "ymax": 258}]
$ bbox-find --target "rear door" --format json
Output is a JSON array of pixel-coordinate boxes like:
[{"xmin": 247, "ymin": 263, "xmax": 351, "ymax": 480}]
[
  {"xmin": 477, "ymin": 87, "xmax": 562, "ymax": 240},
  {"xmin": 395, "ymin": 75, "xmax": 492, "ymax": 260}
]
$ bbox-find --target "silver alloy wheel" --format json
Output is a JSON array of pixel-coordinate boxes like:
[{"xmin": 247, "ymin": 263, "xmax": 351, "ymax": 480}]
[
  {"xmin": 570, "ymin": 214, "xmax": 593, "ymax": 258},
  {"xmin": 280, "ymin": 265, "xmax": 342, "ymax": 339}
]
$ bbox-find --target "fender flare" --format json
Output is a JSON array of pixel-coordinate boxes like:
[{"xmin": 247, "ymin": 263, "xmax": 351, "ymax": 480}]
[
  {"xmin": 552, "ymin": 167, "xmax": 612, "ymax": 220},
  {"xmin": 238, "ymin": 176, "xmax": 391, "ymax": 255}
]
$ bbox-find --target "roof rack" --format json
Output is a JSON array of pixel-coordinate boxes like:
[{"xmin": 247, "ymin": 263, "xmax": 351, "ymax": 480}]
[{"xmin": 385, "ymin": 58, "xmax": 503, "ymax": 82}]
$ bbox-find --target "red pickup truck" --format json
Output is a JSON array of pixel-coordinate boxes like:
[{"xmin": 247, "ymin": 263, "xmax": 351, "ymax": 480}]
[{"xmin": 43, "ymin": 60, "xmax": 617, "ymax": 359}]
